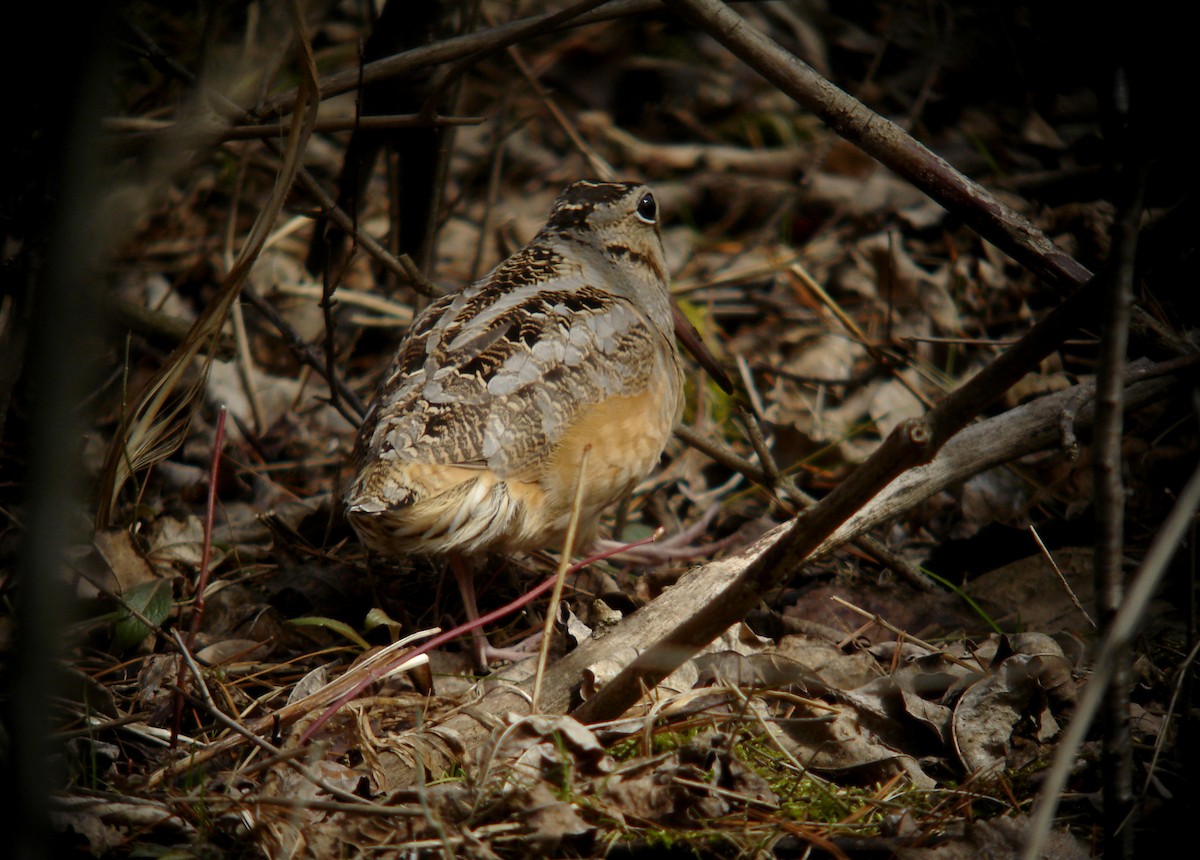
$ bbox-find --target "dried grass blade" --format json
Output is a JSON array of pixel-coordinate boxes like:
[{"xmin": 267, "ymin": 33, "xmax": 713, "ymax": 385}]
[{"xmin": 96, "ymin": 11, "xmax": 321, "ymax": 526}]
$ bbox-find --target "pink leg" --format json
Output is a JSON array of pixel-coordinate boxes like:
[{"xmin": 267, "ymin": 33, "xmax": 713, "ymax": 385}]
[{"xmin": 449, "ymin": 554, "xmax": 541, "ymax": 671}]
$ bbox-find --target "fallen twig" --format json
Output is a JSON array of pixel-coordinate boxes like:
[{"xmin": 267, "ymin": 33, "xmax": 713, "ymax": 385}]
[{"xmin": 350, "ymin": 360, "xmax": 1190, "ymax": 795}]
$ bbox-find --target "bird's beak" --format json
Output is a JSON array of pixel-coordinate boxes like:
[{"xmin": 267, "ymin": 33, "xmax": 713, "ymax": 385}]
[{"xmin": 671, "ymin": 302, "xmax": 734, "ymax": 394}]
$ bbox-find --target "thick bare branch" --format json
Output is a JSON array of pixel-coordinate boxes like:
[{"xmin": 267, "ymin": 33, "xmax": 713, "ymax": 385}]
[
  {"xmin": 375, "ymin": 362, "xmax": 1188, "ymax": 789},
  {"xmin": 573, "ymin": 265, "xmax": 1123, "ymax": 721},
  {"xmin": 260, "ymin": 0, "xmax": 663, "ymax": 117},
  {"xmin": 659, "ymin": 0, "xmax": 1093, "ymax": 292}
]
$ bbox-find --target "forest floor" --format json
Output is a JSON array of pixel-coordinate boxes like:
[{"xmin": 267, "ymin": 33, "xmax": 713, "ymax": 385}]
[{"xmin": 3, "ymin": 2, "xmax": 1197, "ymax": 858}]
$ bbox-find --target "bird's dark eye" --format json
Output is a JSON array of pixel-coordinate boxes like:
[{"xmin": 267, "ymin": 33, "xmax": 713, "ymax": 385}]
[{"xmin": 635, "ymin": 192, "xmax": 657, "ymax": 224}]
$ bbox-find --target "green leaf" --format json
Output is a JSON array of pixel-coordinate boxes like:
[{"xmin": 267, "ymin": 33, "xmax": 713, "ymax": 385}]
[
  {"xmin": 288, "ymin": 616, "xmax": 371, "ymax": 650},
  {"xmin": 113, "ymin": 579, "xmax": 173, "ymax": 653}
]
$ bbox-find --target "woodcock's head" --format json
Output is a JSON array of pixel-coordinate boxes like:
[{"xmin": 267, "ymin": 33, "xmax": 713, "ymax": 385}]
[{"xmin": 536, "ymin": 179, "xmax": 674, "ymax": 334}]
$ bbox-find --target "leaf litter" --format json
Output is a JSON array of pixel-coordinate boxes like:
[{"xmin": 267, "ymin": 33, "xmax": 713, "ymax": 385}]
[{"xmin": 4, "ymin": 2, "xmax": 1195, "ymax": 858}]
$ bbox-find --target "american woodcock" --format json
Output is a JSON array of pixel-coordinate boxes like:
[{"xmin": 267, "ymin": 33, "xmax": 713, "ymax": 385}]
[{"xmin": 345, "ymin": 179, "xmax": 704, "ymax": 668}]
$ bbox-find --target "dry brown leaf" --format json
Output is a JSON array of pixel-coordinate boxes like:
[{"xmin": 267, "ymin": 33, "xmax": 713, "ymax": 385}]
[
  {"xmin": 144, "ymin": 515, "xmax": 206, "ymax": 571},
  {"xmin": 951, "ymin": 637, "xmax": 1071, "ymax": 774},
  {"xmin": 867, "ymin": 371, "xmax": 926, "ymax": 439},
  {"xmin": 857, "ymin": 232, "xmax": 962, "ymax": 334},
  {"xmin": 774, "ymin": 633, "xmax": 880, "ymax": 689},
  {"xmin": 194, "ymin": 637, "xmax": 271, "ymax": 666},
  {"xmin": 583, "ymin": 621, "xmax": 768, "ymax": 703},
  {"xmin": 93, "ymin": 530, "xmax": 159, "ymax": 593},
  {"xmin": 776, "ymin": 699, "xmax": 937, "ymax": 788},
  {"xmin": 601, "ymin": 730, "xmax": 777, "ymax": 824},
  {"xmin": 806, "ymin": 168, "xmax": 926, "ymax": 216},
  {"xmin": 897, "ymin": 814, "xmax": 1091, "ymax": 860},
  {"xmin": 50, "ymin": 796, "xmax": 190, "ymax": 855},
  {"xmin": 520, "ymin": 782, "xmax": 595, "ymax": 854},
  {"xmin": 967, "ymin": 548, "xmax": 1096, "ymax": 635}
]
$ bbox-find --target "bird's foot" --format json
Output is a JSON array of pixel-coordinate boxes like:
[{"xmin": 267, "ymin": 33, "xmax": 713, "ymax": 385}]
[
  {"xmin": 593, "ymin": 504, "xmax": 729, "ymax": 565},
  {"xmin": 468, "ymin": 628, "xmax": 544, "ymax": 672}
]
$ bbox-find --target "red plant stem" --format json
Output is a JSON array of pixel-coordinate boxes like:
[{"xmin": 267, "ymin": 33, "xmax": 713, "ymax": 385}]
[
  {"xmin": 298, "ymin": 531, "xmax": 661, "ymax": 744},
  {"xmin": 170, "ymin": 405, "xmax": 228, "ymax": 746}
]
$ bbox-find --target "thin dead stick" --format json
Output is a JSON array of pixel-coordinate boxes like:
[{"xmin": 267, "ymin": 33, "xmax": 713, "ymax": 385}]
[
  {"xmin": 319, "ymin": 228, "xmax": 360, "ymax": 422},
  {"xmin": 790, "ymin": 262, "xmax": 869, "ymax": 346},
  {"xmin": 828, "ymin": 596, "xmax": 982, "ymax": 673},
  {"xmin": 422, "ymin": 0, "xmax": 614, "ymax": 122},
  {"xmin": 1023, "ymin": 451, "xmax": 1200, "ymax": 860},
  {"xmin": 736, "ymin": 404, "xmax": 782, "ymax": 489},
  {"xmin": 503, "ymin": 39, "xmax": 614, "ymax": 179},
  {"xmin": 240, "ymin": 284, "xmax": 365, "ymax": 424},
  {"xmin": 1029, "ymin": 525, "xmax": 1095, "ymax": 628},
  {"xmin": 103, "ymin": 113, "xmax": 483, "ymax": 140},
  {"xmin": 846, "ymin": 534, "xmax": 937, "ymax": 593},
  {"xmin": 735, "ymin": 353, "xmax": 768, "ymax": 419},
  {"xmin": 533, "ymin": 446, "xmax": 591, "ymax": 711},
  {"xmin": 286, "ymin": 159, "xmax": 441, "ymax": 298},
  {"xmin": 230, "ymin": 113, "xmax": 483, "ymax": 137},
  {"xmin": 1091, "ymin": 145, "xmax": 1148, "ymax": 858},
  {"xmin": 222, "ymin": 144, "xmax": 267, "ymax": 435},
  {"xmin": 468, "ymin": 98, "xmax": 512, "ymax": 283},
  {"xmin": 903, "ymin": 335, "xmax": 1100, "ymax": 347},
  {"xmin": 671, "ymin": 776, "xmax": 781, "ymax": 810},
  {"xmin": 790, "ymin": 262, "xmax": 936, "ymax": 410},
  {"xmin": 315, "ymin": 20, "xmax": 367, "ymax": 416},
  {"xmin": 675, "ymin": 424, "xmax": 769, "ymax": 487},
  {"xmin": 229, "ymin": 303, "xmax": 266, "ymax": 433},
  {"xmin": 1141, "ymin": 635, "xmax": 1200, "ymax": 800},
  {"xmin": 170, "ymin": 631, "xmax": 370, "ymax": 806},
  {"xmin": 672, "ymin": 253, "xmax": 807, "ymax": 296},
  {"xmin": 158, "ymin": 794, "xmax": 429, "ymax": 816},
  {"xmin": 272, "ymin": 283, "xmax": 413, "ymax": 322}
]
